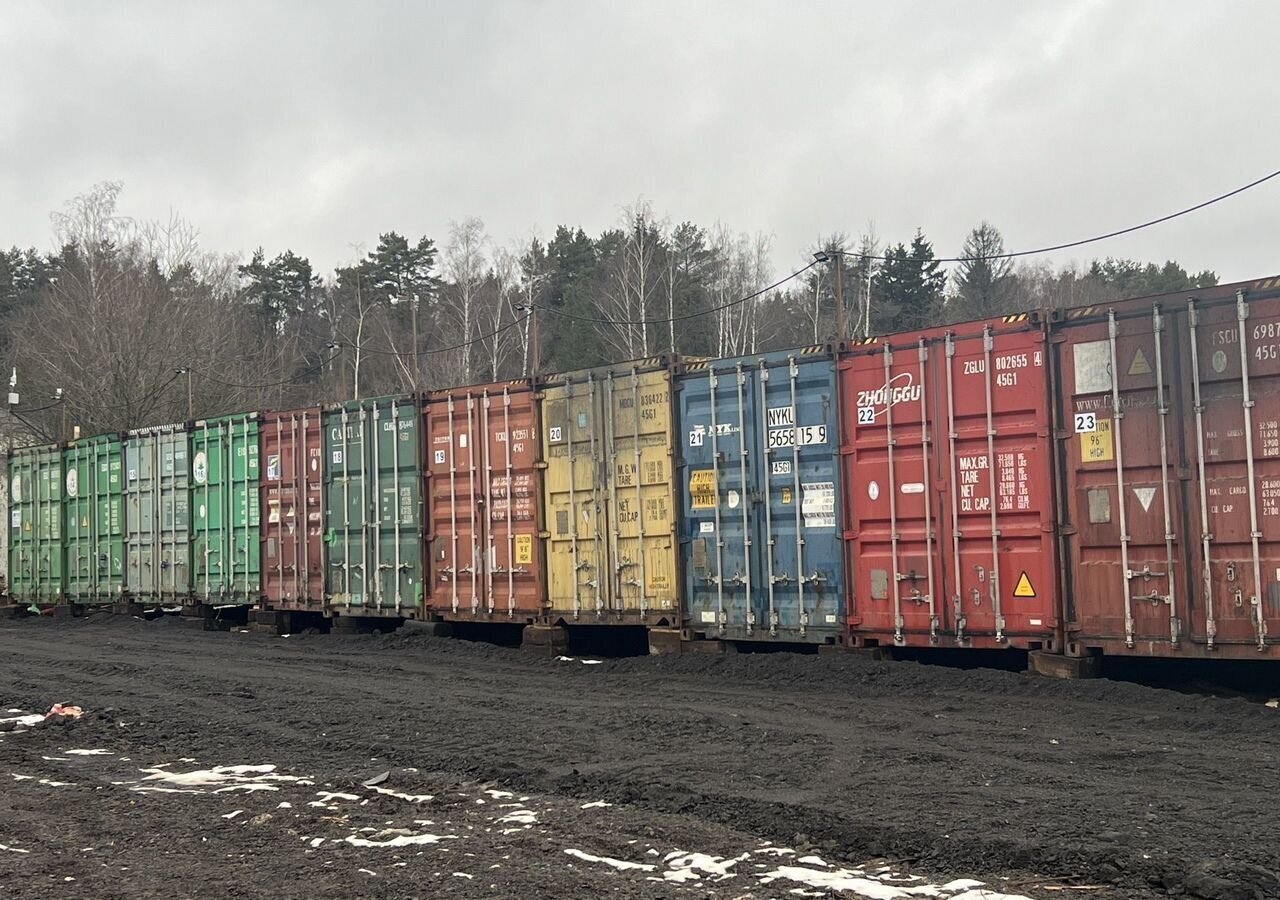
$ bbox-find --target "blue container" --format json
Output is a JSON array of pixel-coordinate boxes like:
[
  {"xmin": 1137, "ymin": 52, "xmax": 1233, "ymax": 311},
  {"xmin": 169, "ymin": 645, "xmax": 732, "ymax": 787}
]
[{"xmin": 677, "ymin": 347, "xmax": 844, "ymax": 643}]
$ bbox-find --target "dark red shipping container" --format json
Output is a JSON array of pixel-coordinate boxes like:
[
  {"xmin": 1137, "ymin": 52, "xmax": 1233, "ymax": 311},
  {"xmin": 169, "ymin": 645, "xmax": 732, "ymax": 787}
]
[
  {"xmin": 260, "ymin": 407, "xmax": 326, "ymax": 610},
  {"xmin": 839, "ymin": 316, "xmax": 1061, "ymax": 650},
  {"xmin": 1054, "ymin": 276, "xmax": 1280, "ymax": 659},
  {"xmin": 423, "ymin": 381, "xmax": 545, "ymax": 622}
]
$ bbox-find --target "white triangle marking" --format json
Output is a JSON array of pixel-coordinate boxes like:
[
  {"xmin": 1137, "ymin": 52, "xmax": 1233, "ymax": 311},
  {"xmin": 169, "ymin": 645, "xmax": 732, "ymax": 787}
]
[{"xmin": 1133, "ymin": 486, "xmax": 1156, "ymax": 512}]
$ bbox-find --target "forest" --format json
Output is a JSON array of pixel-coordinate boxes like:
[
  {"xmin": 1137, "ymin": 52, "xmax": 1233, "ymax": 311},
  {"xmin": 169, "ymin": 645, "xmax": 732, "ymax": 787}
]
[{"xmin": 0, "ymin": 183, "xmax": 1218, "ymax": 443}]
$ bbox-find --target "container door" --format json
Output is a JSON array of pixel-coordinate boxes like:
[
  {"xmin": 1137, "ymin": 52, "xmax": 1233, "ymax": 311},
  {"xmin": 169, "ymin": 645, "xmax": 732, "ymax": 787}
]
[
  {"xmin": 1184, "ymin": 294, "xmax": 1280, "ymax": 651},
  {"xmin": 101, "ymin": 440, "xmax": 125, "ymax": 599},
  {"xmin": 606, "ymin": 368, "xmax": 677, "ymax": 619},
  {"xmin": 943, "ymin": 327, "xmax": 1058, "ymax": 647},
  {"xmin": 230, "ymin": 418, "xmax": 261, "ymax": 602},
  {"xmin": 371, "ymin": 399, "xmax": 420, "ymax": 612},
  {"xmin": 428, "ymin": 393, "xmax": 484, "ymax": 615},
  {"xmin": 191, "ymin": 422, "xmax": 222, "ymax": 601},
  {"xmin": 763, "ymin": 355, "xmax": 842, "ymax": 639},
  {"xmin": 326, "ymin": 408, "xmax": 366, "ymax": 611},
  {"xmin": 1062, "ymin": 307, "xmax": 1188, "ymax": 650},
  {"xmin": 483, "ymin": 387, "xmax": 542, "ymax": 618},
  {"xmin": 124, "ymin": 437, "xmax": 152, "ymax": 598},
  {"xmin": 543, "ymin": 377, "xmax": 609, "ymax": 617},
  {"xmin": 160, "ymin": 429, "xmax": 190, "ymax": 601},
  {"xmin": 681, "ymin": 362, "xmax": 758, "ymax": 637},
  {"xmin": 9, "ymin": 449, "xmax": 64, "ymax": 602},
  {"xmin": 844, "ymin": 345, "xmax": 936, "ymax": 644},
  {"xmin": 64, "ymin": 445, "xmax": 90, "ymax": 601}
]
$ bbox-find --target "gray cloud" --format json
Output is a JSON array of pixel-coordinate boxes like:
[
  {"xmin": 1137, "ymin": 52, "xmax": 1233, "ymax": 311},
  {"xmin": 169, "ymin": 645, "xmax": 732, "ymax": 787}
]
[{"xmin": 2, "ymin": 1, "xmax": 1276, "ymax": 280}]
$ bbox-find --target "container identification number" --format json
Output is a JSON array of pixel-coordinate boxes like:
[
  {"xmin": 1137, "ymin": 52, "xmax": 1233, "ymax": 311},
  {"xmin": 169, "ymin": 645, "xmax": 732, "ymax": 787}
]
[{"xmin": 767, "ymin": 425, "xmax": 827, "ymax": 449}]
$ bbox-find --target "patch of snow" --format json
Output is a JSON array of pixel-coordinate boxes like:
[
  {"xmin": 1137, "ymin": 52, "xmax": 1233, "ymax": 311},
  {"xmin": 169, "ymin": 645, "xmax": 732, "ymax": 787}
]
[
  {"xmin": 564, "ymin": 848, "xmax": 656, "ymax": 872},
  {"xmin": 798, "ymin": 855, "xmax": 831, "ymax": 867},
  {"xmin": 64, "ymin": 749, "xmax": 113, "ymax": 756},
  {"xmin": 344, "ymin": 832, "xmax": 455, "ymax": 849},
  {"xmin": 664, "ymin": 851, "xmax": 751, "ymax": 881},
  {"xmin": 483, "ymin": 789, "xmax": 513, "ymax": 799},
  {"xmin": 497, "ymin": 809, "xmax": 537, "ymax": 825},
  {"xmin": 221, "ymin": 810, "xmax": 244, "ymax": 820},
  {"xmin": 452, "ymin": 872, "xmax": 474, "ymax": 879},
  {"xmin": 132, "ymin": 764, "xmax": 311, "ymax": 795},
  {"xmin": 0, "ymin": 843, "xmax": 31, "ymax": 854},
  {"xmin": 370, "ymin": 785, "xmax": 433, "ymax": 802},
  {"xmin": 580, "ymin": 800, "xmax": 612, "ymax": 809}
]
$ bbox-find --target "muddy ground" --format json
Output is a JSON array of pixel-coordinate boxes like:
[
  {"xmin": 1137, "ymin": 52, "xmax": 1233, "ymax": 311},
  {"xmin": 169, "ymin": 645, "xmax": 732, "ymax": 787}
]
[{"xmin": 1, "ymin": 615, "xmax": 1278, "ymax": 900}]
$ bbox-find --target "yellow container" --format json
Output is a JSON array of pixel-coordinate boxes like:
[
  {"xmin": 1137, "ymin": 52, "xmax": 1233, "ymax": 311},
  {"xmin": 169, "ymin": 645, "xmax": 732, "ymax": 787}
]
[{"xmin": 541, "ymin": 358, "xmax": 679, "ymax": 625}]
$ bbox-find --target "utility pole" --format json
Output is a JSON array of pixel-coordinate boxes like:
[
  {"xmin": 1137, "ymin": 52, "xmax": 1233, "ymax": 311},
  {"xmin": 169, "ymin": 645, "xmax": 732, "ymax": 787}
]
[
  {"xmin": 530, "ymin": 305, "xmax": 541, "ymax": 375},
  {"xmin": 834, "ymin": 253, "xmax": 846, "ymax": 341},
  {"xmin": 176, "ymin": 368, "xmax": 193, "ymax": 420}
]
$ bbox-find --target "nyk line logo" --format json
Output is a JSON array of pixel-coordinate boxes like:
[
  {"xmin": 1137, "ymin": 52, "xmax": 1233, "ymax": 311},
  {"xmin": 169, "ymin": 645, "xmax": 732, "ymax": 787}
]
[{"xmin": 854, "ymin": 373, "xmax": 922, "ymax": 419}]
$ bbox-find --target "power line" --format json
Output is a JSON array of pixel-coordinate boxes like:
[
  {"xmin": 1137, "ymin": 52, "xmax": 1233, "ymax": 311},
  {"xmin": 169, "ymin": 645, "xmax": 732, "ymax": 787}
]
[
  {"xmin": 533, "ymin": 260, "xmax": 822, "ymax": 327},
  {"xmin": 831, "ymin": 165, "xmax": 1280, "ymax": 264},
  {"xmin": 339, "ymin": 312, "xmax": 531, "ymax": 358},
  {"xmin": 189, "ymin": 350, "xmax": 341, "ymax": 390}
]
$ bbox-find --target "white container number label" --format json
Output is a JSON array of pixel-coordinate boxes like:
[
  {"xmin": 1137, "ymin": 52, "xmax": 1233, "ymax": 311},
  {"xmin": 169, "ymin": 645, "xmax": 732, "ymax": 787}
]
[{"xmin": 1074, "ymin": 412, "xmax": 1097, "ymax": 433}]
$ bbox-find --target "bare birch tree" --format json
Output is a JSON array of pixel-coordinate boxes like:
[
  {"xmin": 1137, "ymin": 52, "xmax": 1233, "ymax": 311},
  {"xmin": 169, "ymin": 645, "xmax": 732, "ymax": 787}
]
[
  {"xmin": 600, "ymin": 201, "xmax": 664, "ymax": 360},
  {"xmin": 441, "ymin": 218, "xmax": 488, "ymax": 384}
]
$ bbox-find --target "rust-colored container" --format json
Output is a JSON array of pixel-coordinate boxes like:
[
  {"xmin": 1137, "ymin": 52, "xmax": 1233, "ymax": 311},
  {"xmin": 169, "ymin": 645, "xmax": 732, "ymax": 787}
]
[
  {"xmin": 260, "ymin": 407, "xmax": 325, "ymax": 610},
  {"xmin": 423, "ymin": 381, "xmax": 545, "ymax": 622},
  {"xmin": 1053, "ymin": 276, "xmax": 1280, "ymax": 659},
  {"xmin": 839, "ymin": 316, "xmax": 1061, "ymax": 651}
]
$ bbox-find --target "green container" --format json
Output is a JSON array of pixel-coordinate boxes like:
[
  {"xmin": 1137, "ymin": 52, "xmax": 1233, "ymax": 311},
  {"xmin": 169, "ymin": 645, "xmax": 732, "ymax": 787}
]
[
  {"xmin": 323, "ymin": 396, "xmax": 422, "ymax": 617},
  {"xmin": 8, "ymin": 444, "xmax": 65, "ymax": 603},
  {"xmin": 124, "ymin": 424, "xmax": 191, "ymax": 602},
  {"xmin": 63, "ymin": 434, "xmax": 125, "ymax": 603},
  {"xmin": 190, "ymin": 414, "xmax": 260, "ymax": 605}
]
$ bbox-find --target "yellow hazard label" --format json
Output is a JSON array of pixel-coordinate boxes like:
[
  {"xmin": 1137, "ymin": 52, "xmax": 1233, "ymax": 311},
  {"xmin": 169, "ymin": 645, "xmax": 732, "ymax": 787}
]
[
  {"xmin": 689, "ymin": 470, "xmax": 717, "ymax": 509},
  {"xmin": 1081, "ymin": 418, "xmax": 1113, "ymax": 463},
  {"xmin": 781, "ymin": 487, "xmax": 793, "ymax": 505},
  {"xmin": 1128, "ymin": 347, "xmax": 1152, "ymax": 376},
  {"xmin": 1013, "ymin": 571, "xmax": 1037, "ymax": 598},
  {"xmin": 81, "ymin": 516, "xmax": 89, "ymax": 528},
  {"xmin": 515, "ymin": 534, "xmax": 533, "ymax": 565}
]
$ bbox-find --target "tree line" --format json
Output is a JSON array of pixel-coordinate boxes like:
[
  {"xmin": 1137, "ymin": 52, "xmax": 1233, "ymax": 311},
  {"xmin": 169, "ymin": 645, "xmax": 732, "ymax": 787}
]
[{"xmin": 0, "ymin": 183, "xmax": 1218, "ymax": 442}]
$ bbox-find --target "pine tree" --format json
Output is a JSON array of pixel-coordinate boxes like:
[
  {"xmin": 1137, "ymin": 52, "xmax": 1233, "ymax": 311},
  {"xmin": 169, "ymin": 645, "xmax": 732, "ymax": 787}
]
[
  {"xmin": 951, "ymin": 222, "xmax": 1016, "ymax": 322},
  {"xmin": 877, "ymin": 229, "xmax": 946, "ymax": 332}
]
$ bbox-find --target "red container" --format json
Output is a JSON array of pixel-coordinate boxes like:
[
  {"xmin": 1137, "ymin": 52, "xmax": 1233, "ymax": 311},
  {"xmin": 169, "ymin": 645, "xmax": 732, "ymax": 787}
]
[
  {"xmin": 260, "ymin": 407, "xmax": 325, "ymax": 610},
  {"xmin": 838, "ymin": 317, "xmax": 1061, "ymax": 650},
  {"xmin": 423, "ymin": 381, "xmax": 545, "ymax": 622},
  {"xmin": 1054, "ymin": 276, "xmax": 1280, "ymax": 659}
]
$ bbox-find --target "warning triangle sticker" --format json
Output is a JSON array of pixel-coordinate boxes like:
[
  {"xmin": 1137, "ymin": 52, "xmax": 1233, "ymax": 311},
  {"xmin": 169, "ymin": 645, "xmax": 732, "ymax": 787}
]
[
  {"xmin": 1013, "ymin": 571, "xmax": 1037, "ymax": 598},
  {"xmin": 1133, "ymin": 486, "xmax": 1156, "ymax": 512},
  {"xmin": 1128, "ymin": 347, "xmax": 1152, "ymax": 376}
]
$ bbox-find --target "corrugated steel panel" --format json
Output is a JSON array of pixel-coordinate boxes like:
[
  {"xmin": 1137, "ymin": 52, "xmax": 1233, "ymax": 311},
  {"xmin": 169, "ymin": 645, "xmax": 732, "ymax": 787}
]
[
  {"xmin": 1055, "ymin": 276, "xmax": 1280, "ymax": 658},
  {"xmin": 424, "ymin": 381, "xmax": 545, "ymax": 621},
  {"xmin": 190, "ymin": 414, "xmax": 260, "ymax": 605},
  {"xmin": 124, "ymin": 424, "xmax": 191, "ymax": 601},
  {"xmin": 840, "ymin": 319, "xmax": 1060, "ymax": 650},
  {"xmin": 678, "ymin": 347, "xmax": 844, "ymax": 643},
  {"xmin": 541, "ymin": 359, "xmax": 680, "ymax": 625},
  {"xmin": 260, "ymin": 407, "xmax": 326, "ymax": 610},
  {"xmin": 64, "ymin": 433, "xmax": 124, "ymax": 603},
  {"xmin": 8, "ymin": 444, "xmax": 64, "ymax": 603},
  {"xmin": 323, "ymin": 396, "xmax": 423, "ymax": 617}
]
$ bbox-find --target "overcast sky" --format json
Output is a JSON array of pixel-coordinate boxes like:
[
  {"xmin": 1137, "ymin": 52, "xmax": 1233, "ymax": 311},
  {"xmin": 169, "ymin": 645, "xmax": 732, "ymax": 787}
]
[{"xmin": 2, "ymin": 1, "xmax": 1276, "ymax": 282}]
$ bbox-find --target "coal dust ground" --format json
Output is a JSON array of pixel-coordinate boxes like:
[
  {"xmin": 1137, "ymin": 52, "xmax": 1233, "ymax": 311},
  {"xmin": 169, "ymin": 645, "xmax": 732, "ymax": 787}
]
[{"xmin": 2, "ymin": 616, "xmax": 1278, "ymax": 900}]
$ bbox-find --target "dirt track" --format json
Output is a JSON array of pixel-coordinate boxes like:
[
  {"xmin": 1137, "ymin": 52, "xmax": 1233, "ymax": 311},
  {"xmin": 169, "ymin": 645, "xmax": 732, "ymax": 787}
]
[{"xmin": 2, "ymin": 615, "xmax": 1278, "ymax": 900}]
